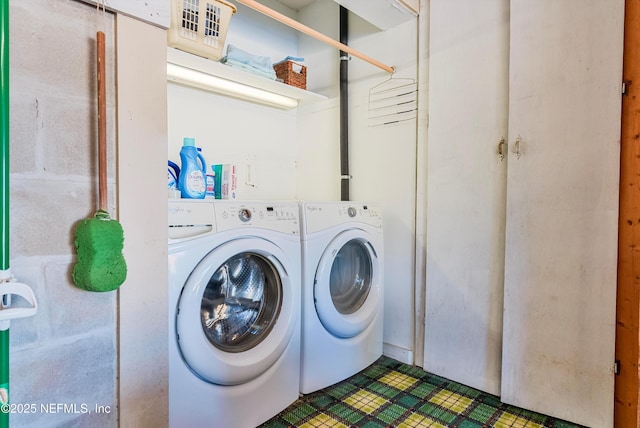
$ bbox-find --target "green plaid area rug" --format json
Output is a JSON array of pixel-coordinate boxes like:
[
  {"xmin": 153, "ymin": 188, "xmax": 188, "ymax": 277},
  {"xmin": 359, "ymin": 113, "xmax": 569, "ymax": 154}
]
[{"xmin": 261, "ymin": 356, "xmax": 584, "ymax": 428}]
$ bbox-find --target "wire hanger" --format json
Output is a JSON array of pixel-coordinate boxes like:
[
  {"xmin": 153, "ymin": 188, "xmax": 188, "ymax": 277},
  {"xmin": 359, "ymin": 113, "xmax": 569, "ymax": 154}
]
[{"xmin": 368, "ymin": 74, "xmax": 418, "ymax": 127}]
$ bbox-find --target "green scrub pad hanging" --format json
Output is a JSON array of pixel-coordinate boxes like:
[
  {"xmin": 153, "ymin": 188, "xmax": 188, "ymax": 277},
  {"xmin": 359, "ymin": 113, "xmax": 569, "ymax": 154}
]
[{"xmin": 72, "ymin": 31, "xmax": 126, "ymax": 292}]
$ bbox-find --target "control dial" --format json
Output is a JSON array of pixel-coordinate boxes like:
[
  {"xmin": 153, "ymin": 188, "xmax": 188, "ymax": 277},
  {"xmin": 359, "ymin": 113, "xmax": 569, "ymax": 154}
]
[{"xmin": 238, "ymin": 208, "xmax": 252, "ymax": 222}]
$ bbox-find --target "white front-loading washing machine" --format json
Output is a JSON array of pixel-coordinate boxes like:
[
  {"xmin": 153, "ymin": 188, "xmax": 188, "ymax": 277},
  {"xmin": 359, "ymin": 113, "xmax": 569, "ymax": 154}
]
[
  {"xmin": 168, "ymin": 200, "xmax": 301, "ymax": 428},
  {"xmin": 299, "ymin": 201, "xmax": 384, "ymax": 394}
]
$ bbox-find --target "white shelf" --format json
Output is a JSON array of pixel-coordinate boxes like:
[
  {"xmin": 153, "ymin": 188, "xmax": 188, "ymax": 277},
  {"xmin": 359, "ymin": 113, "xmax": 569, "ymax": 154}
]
[{"xmin": 167, "ymin": 47, "xmax": 327, "ymax": 107}]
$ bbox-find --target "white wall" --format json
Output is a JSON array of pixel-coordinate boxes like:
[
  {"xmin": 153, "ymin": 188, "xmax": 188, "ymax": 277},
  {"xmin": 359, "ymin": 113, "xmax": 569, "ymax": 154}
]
[
  {"xmin": 10, "ymin": 3, "xmax": 168, "ymax": 427},
  {"xmin": 8, "ymin": 1, "xmax": 117, "ymax": 426},
  {"xmin": 167, "ymin": 85, "xmax": 299, "ymax": 200},
  {"xmin": 355, "ymin": 19, "xmax": 418, "ymax": 365},
  {"xmin": 77, "ymin": 0, "xmax": 169, "ymax": 28},
  {"xmin": 229, "ymin": 0, "xmax": 299, "ymax": 63},
  {"xmin": 295, "ymin": 0, "xmax": 342, "ymax": 199},
  {"xmin": 117, "ymin": 14, "xmax": 168, "ymax": 428}
]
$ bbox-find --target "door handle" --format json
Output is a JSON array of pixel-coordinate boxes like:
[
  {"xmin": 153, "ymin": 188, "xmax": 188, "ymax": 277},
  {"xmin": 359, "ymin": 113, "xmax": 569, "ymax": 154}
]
[
  {"xmin": 513, "ymin": 136, "xmax": 522, "ymax": 159},
  {"xmin": 498, "ymin": 138, "xmax": 506, "ymax": 161}
]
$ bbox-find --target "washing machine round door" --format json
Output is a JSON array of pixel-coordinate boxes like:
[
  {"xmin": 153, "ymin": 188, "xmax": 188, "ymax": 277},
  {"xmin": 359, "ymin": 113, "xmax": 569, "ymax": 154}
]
[
  {"xmin": 314, "ymin": 229, "xmax": 381, "ymax": 338},
  {"xmin": 176, "ymin": 237, "xmax": 296, "ymax": 386}
]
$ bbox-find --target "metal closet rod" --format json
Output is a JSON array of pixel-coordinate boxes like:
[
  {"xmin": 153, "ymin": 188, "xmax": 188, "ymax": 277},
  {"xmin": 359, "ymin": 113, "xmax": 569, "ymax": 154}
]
[{"xmin": 233, "ymin": 0, "xmax": 395, "ymax": 74}]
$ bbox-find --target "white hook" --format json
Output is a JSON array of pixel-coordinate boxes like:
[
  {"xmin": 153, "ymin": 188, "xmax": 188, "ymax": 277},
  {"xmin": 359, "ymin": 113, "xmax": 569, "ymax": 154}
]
[{"xmin": 0, "ymin": 282, "xmax": 38, "ymax": 330}]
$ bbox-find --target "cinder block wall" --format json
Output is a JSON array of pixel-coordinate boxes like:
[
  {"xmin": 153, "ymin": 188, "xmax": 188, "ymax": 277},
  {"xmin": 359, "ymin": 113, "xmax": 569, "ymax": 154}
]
[{"xmin": 8, "ymin": 0, "xmax": 117, "ymax": 426}]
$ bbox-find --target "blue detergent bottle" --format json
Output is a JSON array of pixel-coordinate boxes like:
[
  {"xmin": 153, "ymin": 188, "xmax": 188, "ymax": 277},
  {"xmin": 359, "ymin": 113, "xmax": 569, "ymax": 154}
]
[{"xmin": 178, "ymin": 137, "xmax": 207, "ymax": 199}]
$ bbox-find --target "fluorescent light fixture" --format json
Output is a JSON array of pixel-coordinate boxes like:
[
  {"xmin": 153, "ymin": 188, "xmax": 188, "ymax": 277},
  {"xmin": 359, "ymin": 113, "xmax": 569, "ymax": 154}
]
[{"xmin": 166, "ymin": 63, "xmax": 299, "ymax": 110}]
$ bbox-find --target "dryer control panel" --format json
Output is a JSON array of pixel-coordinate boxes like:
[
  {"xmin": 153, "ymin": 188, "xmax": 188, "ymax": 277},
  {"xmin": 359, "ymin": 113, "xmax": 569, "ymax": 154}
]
[
  {"xmin": 214, "ymin": 201, "xmax": 300, "ymax": 236},
  {"xmin": 302, "ymin": 202, "xmax": 383, "ymax": 234}
]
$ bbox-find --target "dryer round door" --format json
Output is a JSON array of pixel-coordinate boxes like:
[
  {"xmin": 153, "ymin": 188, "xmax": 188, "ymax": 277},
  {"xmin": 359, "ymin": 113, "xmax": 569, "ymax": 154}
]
[
  {"xmin": 314, "ymin": 229, "xmax": 382, "ymax": 338},
  {"xmin": 176, "ymin": 237, "xmax": 296, "ymax": 386}
]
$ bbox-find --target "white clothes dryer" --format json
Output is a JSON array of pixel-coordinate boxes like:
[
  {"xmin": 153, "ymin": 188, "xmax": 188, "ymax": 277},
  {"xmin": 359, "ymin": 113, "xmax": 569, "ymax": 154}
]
[
  {"xmin": 299, "ymin": 201, "xmax": 384, "ymax": 394},
  {"xmin": 168, "ymin": 200, "xmax": 301, "ymax": 428}
]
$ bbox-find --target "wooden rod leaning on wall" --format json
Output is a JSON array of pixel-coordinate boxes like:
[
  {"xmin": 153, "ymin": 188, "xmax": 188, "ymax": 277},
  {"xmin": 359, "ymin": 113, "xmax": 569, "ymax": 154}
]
[{"xmin": 234, "ymin": 0, "xmax": 395, "ymax": 74}]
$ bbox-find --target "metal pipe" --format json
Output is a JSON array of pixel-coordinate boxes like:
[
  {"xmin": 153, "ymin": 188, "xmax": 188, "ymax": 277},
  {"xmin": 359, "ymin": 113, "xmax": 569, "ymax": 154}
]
[
  {"xmin": 0, "ymin": 7, "xmax": 37, "ymax": 422},
  {"xmin": 0, "ymin": 328, "xmax": 6, "ymax": 428},
  {"xmin": 339, "ymin": 6, "xmax": 349, "ymax": 201},
  {"xmin": 0, "ymin": 0, "xmax": 8, "ymax": 272},
  {"xmin": 0, "ymin": 1, "xmax": 9, "ymax": 426}
]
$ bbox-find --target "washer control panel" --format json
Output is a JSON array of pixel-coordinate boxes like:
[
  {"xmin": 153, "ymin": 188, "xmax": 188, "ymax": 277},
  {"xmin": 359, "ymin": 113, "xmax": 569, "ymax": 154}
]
[
  {"xmin": 215, "ymin": 201, "xmax": 299, "ymax": 235},
  {"xmin": 168, "ymin": 200, "xmax": 215, "ymax": 240}
]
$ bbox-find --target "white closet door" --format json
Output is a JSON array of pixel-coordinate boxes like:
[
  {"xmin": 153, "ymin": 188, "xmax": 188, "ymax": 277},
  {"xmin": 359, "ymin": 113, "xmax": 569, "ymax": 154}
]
[
  {"xmin": 501, "ymin": 1, "xmax": 624, "ymax": 426},
  {"xmin": 423, "ymin": 0, "xmax": 509, "ymax": 395}
]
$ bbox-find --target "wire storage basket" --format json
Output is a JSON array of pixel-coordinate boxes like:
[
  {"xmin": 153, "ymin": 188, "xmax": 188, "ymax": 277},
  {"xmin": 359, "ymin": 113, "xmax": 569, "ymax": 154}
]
[{"xmin": 168, "ymin": 0, "xmax": 237, "ymax": 61}]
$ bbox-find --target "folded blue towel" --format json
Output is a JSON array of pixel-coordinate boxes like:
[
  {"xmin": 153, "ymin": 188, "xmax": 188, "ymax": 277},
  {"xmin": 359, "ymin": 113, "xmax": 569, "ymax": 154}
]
[
  {"xmin": 224, "ymin": 57, "xmax": 276, "ymax": 80},
  {"xmin": 222, "ymin": 45, "xmax": 275, "ymax": 79},
  {"xmin": 274, "ymin": 56, "xmax": 305, "ymax": 66}
]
